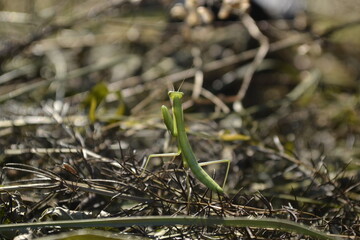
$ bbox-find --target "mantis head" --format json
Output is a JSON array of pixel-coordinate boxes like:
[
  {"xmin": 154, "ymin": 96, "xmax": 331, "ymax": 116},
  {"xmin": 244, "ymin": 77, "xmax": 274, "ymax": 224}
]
[{"xmin": 168, "ymin": 91, "xmax": 184, "ymax": 100}]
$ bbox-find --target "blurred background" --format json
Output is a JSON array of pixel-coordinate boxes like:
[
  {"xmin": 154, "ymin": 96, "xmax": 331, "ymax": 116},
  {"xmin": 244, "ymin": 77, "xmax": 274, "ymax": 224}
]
[{"xmin": 0, "ymin": 1, "xmax": 359, "ymax": 238}]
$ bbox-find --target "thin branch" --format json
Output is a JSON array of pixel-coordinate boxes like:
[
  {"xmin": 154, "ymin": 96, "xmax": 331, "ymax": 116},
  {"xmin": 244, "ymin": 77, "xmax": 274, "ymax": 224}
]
[{"xmin": 233, "ymin": 13, "xmax": 269, "ymax": 110}]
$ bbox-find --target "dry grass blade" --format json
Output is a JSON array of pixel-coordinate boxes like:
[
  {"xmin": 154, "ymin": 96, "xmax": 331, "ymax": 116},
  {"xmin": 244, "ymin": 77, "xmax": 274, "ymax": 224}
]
[{"xmin": 3, "ymin": 163, "xmax": 59, "ymax": 180}]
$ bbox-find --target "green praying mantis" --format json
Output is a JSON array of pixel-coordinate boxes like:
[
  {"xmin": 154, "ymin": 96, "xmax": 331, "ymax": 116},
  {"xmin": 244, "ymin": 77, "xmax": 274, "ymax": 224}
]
[{"xmin": 142, "ymin": 90, "xmax": 230, "ymax": 194}]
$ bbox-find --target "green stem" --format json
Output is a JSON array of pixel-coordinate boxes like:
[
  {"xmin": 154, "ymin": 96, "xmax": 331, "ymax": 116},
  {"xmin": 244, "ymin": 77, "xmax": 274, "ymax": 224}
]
[{"xmin": 0, "ymin": 216, "xmax": 337, "ymax": 240}]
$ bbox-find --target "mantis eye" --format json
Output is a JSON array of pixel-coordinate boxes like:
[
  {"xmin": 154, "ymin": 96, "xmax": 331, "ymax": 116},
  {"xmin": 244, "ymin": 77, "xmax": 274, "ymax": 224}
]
[{"xmin": 168, "ymin": 91, "xmax": 184, "ymax": 99}]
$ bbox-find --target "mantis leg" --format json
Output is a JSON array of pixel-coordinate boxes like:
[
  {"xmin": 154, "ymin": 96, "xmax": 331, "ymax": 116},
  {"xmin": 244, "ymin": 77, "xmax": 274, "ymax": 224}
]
[
  {"xmin": 141, "ymin": 151, "xmax": 181, "ymax": 175},
  {"xmin": 141, "ymin": 104, "xmax": 180, "ymax": 175},
  {"xmin": 198, "ymin": 159, "xmax": 231, "ymax": 189}
]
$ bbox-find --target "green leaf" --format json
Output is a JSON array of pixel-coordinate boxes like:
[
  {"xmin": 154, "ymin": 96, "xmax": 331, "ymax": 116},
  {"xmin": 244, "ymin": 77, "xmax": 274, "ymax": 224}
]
[{"xmin": 83, "ymin": 82, "xmax": 109, "ymax": 123}]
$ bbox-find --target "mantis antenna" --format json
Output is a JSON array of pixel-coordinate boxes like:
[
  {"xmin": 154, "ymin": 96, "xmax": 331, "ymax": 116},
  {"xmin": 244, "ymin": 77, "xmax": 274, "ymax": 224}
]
[{"xmin": 177, "ymin": 79, "xmax": 185, "ymax": 92}]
